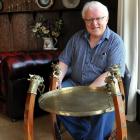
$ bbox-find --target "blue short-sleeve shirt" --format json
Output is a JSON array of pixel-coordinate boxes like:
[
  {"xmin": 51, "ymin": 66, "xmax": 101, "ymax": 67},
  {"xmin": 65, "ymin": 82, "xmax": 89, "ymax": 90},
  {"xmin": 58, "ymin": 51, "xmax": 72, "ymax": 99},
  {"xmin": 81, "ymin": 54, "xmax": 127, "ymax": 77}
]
[{"xmin": 59, "ymin": 27, "xmax": 125, "ymax": 85}]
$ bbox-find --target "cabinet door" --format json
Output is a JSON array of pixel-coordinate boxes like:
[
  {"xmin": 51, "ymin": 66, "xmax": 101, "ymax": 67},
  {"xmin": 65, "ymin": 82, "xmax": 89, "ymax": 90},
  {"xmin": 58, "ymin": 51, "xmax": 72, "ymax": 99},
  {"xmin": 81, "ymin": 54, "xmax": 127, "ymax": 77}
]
[
  {"xmin": 11, "ymin": 13, "xmax": 38, "ymax": 51},
  {"xmin": 0, "ymin": 15, "xmax": 11, "ymax": 52},
  {"xmin": 2, "ymin": 0, "xmax": 10, "ymax": 12}
]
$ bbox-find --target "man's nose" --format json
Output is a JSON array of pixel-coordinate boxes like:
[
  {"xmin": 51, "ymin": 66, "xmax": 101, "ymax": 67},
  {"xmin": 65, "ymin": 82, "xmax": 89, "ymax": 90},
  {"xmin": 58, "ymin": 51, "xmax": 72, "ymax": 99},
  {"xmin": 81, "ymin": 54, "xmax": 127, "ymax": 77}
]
[{"xmin": 91, "ymin": 19, "xmax": 99, "ymax": 26}]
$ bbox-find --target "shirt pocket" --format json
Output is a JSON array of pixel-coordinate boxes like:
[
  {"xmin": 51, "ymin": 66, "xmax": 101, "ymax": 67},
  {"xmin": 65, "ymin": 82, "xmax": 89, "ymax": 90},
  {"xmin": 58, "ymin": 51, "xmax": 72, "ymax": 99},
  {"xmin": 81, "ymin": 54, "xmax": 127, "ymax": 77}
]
[{"xmin": 91, "ymin": 53, "xmax": 107, "ymax": 70}]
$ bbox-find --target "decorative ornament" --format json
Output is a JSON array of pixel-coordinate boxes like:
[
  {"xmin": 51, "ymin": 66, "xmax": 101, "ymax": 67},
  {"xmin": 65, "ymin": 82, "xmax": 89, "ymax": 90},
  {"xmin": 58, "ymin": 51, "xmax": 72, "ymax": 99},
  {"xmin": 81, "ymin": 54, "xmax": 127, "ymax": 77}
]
[
  {"xmin": 35, "ymin": 0, "xmax": 54, "ymax": 9},
  {"xmin": 62, "ymin": 0, "xmax": 80, "ymax": 9},
  {"xmin": 0, "ymin": 0, "xmax": 3, "ymax": 11}
]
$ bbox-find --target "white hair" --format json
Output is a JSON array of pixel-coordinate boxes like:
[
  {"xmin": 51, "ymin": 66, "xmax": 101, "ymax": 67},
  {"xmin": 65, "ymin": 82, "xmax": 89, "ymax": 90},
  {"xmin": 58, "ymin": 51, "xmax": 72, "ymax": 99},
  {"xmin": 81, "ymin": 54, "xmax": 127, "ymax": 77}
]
[{"xmin": 81, "ymin": 1, "xmax": 109, "ymax": 19}]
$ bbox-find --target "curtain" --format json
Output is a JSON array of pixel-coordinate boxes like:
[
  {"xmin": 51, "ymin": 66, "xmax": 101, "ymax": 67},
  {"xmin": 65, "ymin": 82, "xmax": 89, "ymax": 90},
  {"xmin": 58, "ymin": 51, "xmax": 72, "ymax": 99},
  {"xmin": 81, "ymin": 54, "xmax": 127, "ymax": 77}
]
[
  {"xmin": 138, "ymin": 0, "xmax": 140, "ymax": 89},
  {"xmin": 117, "ymin": 0, "xmax": 139, "ymax": 121}
]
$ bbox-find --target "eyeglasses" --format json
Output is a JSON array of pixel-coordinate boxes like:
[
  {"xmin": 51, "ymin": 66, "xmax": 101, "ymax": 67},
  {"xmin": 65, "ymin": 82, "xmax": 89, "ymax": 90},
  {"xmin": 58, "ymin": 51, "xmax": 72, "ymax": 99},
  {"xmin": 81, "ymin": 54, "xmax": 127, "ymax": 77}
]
[{"xmin": 84, "ymin": 16, "xmax": 106, "ymax": 24}]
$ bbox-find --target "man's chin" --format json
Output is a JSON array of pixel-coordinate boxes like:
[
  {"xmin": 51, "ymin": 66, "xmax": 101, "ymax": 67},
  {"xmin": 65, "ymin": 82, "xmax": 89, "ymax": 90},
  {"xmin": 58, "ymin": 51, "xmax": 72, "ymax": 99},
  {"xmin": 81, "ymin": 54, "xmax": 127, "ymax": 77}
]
[{"xmin": 91, "ymin": 32, "xmax": 101, "ymax": 37}]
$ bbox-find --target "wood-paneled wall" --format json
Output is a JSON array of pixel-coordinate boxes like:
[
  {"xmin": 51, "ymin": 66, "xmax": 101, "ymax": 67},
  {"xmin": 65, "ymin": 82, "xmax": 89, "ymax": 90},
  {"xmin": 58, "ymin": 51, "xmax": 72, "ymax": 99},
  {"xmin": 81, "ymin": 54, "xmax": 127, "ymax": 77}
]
[{"xmin": 0, "ymin": 0, "xmax": 118, "ymax": 52}]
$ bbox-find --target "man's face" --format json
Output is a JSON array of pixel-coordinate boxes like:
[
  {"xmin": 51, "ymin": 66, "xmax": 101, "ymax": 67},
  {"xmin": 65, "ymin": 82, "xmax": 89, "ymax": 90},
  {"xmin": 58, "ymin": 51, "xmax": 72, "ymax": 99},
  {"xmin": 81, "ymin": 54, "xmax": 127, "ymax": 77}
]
[{"xmin": 83, "ymin": 8, "xmax": 108, "ymax": 38}]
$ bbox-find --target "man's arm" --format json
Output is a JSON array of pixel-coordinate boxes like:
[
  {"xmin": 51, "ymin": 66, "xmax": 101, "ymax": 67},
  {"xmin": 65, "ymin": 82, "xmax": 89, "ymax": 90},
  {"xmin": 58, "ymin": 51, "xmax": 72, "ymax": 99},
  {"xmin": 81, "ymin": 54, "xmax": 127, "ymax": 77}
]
[
  {"xmin": 58, "ymin": 61, "xmax": 68, "ymax": 83},
  {"xmin": 89, "ymin": 71, "xmax": 110, "ymax": 88}
]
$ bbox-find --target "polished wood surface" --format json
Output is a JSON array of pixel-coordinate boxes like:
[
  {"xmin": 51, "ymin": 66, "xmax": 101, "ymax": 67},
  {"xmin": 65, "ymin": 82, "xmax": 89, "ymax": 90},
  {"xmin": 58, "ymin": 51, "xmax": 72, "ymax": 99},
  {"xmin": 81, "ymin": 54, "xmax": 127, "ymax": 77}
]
[
  {"xmin": 24, "ymin": 93, "xmax": 36, "ymax": 140},
  {"xmin": 24, "ymin": 75, "xmax": 57, "ymax": 140},
  {"xmin": 24, "ymin": 75, "xmax": 45, "ymax": 140},
  {"xmin": 114, "ymin": 76, "xmax": 127, "ymax": 140}
]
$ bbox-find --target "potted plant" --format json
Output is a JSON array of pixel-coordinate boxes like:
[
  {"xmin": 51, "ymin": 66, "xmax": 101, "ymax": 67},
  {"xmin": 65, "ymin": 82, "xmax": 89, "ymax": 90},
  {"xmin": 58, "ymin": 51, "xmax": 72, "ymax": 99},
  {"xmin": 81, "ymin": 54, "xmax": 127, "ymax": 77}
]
[{"xmin": 32, "ymin": 18, "xmax": 63, "ymax": 50}]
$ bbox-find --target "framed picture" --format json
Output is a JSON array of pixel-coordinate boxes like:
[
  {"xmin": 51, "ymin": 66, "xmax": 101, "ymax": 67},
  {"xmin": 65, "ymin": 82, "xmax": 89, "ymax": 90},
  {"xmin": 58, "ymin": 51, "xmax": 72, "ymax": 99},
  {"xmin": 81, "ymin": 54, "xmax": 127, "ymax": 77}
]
[
  {"xmin": 35, "ymin": 0, "xmax": 54, "ymax": 9},
  {"xmin": 62, "ymin": 0, "xmax": 80, "ymax": 9}
]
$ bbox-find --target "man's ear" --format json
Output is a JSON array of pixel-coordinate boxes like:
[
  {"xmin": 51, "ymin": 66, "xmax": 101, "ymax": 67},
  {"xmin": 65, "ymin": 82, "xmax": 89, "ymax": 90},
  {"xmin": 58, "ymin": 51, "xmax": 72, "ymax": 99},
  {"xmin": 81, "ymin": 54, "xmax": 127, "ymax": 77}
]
[{"xmin": 106, "ymin": 16, "xmax": 109, "ymax": 23}]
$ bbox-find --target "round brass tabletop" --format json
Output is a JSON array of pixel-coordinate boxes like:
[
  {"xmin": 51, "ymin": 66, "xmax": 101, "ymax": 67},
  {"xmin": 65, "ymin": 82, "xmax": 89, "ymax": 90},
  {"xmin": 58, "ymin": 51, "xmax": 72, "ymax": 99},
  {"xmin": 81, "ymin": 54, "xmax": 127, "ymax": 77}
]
[{"xmin": 38, "ymin": 86, "xmax": 114, "ymax": 116}]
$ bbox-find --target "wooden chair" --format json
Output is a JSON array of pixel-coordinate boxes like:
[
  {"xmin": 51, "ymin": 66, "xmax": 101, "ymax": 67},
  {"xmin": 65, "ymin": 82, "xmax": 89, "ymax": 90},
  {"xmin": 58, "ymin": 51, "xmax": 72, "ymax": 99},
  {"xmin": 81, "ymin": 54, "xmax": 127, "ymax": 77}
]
[{"xmin": 24, "ymin": 65, "xmax": 129, "ymax": 140}]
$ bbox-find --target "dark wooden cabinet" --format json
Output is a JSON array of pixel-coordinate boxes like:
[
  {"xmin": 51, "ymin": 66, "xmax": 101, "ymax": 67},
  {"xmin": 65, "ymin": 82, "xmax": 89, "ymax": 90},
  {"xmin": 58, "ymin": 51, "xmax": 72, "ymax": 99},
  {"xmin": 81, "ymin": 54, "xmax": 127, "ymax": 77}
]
[
  {"xmin": 0, "ymin": 15, "xmax": 11, "ymax": 52},
  {"xmin": 0, "ymin": 0, "xmax": 118, "ymax": 52},
  {"xmin": 1, "ymin": 0, "xmax": 90, "ymax": 13}
]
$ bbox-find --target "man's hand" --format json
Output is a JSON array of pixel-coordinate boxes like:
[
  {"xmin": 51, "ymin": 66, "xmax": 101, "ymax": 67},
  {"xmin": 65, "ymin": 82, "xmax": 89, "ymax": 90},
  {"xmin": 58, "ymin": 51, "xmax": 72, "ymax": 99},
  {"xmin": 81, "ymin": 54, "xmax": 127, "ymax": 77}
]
[
  {"xmin": 89, "ymin": 71, "xmax": 110, "ymax": 88},
  {"xmin": 55, "ymin": 79, "xmax": 62, "ymax": 89}
]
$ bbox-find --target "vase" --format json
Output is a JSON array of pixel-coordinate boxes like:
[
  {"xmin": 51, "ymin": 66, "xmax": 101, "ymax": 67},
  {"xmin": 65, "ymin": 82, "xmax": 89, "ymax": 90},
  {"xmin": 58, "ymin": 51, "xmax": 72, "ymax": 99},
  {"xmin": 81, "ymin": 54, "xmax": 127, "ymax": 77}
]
[{"xmin": 43, "ymin": 37, "xmax": 57, "ymax": 50}]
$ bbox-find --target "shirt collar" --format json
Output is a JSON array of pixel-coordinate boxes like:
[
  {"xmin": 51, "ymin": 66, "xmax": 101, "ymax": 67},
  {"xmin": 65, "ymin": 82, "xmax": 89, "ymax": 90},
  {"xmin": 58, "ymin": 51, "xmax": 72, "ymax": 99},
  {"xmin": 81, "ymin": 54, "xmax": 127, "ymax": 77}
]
[{"xmin": 101, "ymin": 26, "xmax": 110, "ymax": 40}]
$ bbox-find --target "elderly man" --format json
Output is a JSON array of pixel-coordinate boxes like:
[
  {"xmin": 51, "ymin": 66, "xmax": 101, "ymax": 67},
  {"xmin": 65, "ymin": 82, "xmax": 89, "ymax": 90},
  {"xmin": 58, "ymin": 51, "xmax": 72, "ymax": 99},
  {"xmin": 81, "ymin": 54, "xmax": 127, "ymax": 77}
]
[{"xmin": 56, "ymin": 1, "xmax": 125, "ymax": 140}]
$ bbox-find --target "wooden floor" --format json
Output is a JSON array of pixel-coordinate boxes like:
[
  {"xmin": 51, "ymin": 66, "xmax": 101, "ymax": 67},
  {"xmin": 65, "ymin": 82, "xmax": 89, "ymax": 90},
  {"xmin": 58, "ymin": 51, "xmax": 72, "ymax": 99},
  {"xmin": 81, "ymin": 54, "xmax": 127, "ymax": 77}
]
[
  {"xmin": 0, "ymin": 113, "xmax": 140, "ymax": 140},
  {"xmin": 0, "ymin": 113, "xmax": 73, "ymax": 140}
]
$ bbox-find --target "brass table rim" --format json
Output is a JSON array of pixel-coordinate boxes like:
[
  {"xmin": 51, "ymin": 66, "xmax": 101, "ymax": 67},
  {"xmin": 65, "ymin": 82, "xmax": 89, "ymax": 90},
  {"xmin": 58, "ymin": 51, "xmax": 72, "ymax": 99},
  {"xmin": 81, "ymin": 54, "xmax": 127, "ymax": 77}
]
[{"xmin": 39, "ymin": 86, "xmax": 114, "ymax": 116}]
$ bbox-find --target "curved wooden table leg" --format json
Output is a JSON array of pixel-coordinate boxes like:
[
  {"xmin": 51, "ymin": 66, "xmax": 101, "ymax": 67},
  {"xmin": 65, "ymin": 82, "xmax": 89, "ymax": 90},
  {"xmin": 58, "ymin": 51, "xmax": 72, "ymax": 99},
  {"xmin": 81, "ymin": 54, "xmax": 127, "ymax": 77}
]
[
  {"xmin": 115, "ymin": 77, "xmax": 127, "ymax": 140},
  {"xmin": 49, "ymin": 76, "xmax": 60, "ymax": 140},
  {"xmin": 24, "ymin": 74, "xmax": 58, "ymax": 140},
  {"xmin": 24, "ymin": 74, "xmax": 44, "ymax": 140},
  {"xmin": 24, "ymin": 93, "xmax": 36, "ymax": 140},
  {"xmin": 113, "ymin": 93, "xmax": 127, "ymax": 140},
  {"xmin": 107, "ymin": 66, "xmax": 127, "ymax": 140}
]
